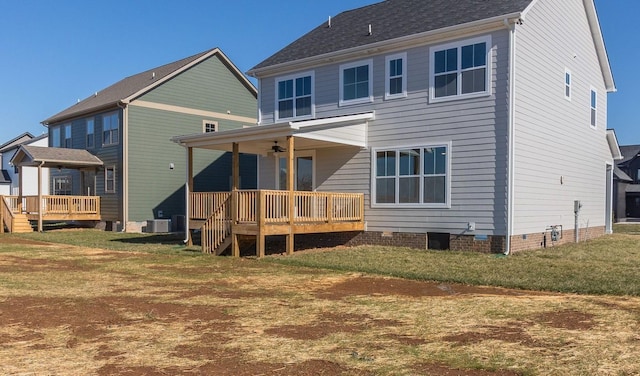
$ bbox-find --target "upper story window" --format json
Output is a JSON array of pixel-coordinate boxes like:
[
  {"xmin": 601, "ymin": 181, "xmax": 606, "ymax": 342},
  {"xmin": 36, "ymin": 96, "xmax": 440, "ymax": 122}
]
[
  {"xmin": 385, "ymin": 53, "xmax": 407, "ymax": 100},
  {"xmin": 340, "ymin": 59, "xmax": 373, "ymax": 106},
  {"xmin": 276, "ymin": 72, "xmax": 314, "ymax": 120},
  {"xmin": 63, "ymin": 123, "xmax": 72, "ymax": 148},
  {"xmin": 590, "ymin": 88, "xmax": 597, "ymax": 128},
  {"xmin": 565, "ymin": 69, "xmax": 572, "ymax": 100},
  {"xmin": 86, "ymin": 119, "xmax": 95, "ymax": 148},
  {"xmin": 430, "ymin": 36, "xmax": 491, "ymax": 102},
  {"xmin": 203, "ymin": 120, "xmax": 218, "ymax": 133},
  {"xmin": 51, "ymin": 126, "xmax": 61, "ymax": 147},
  {"xmin": 102, "ymin": 112, "xmax": 119, "ymax": 146},
  {"xmin": 373, "ymin": 143, "xmax": 450, "ymax": 207},
  {"xmin": 105, "ymin": 166, "xmax": 116, "ymax": 193}
]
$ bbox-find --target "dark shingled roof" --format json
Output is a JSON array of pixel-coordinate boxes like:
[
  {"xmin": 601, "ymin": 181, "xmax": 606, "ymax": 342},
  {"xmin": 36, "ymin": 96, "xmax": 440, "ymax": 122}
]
[
  {"xmin": 0, "ymin": 170, "xmax": 11, "ymax": 184},
  {"xmin": 43, "ymin": 49, "xmax": 215, "ymax": 125},
  {"xmin": 252, "ymin": 0, "xmax": 533, "ymax": 71},
  {"xmin": 619, "ymin": 145, "xmax": 640, "ymax": 165}
]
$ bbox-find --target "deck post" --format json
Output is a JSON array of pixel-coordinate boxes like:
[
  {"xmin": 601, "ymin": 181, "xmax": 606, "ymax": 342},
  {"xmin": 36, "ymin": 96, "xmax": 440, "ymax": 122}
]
[
  {"xmin": 186, "ymin": 147, "xmax": 194, "ymax": 246},
  {"xmin": 17, "ymin": 166, "xmax": 23, "ymax": 212},
  {"xmin": 257, "ymin": 190, "xmax": 266, "ymax": 258},
  {"xmin": 286, "ymin": 136, "xmax": 295, "ymax": 255},
  {"xmin": 37, "ymin": 164, "xmax": 43, "ymax": 232},
  {"xmin": 231, "ymin": 142, "xmax": 240, "ymax": 257}
]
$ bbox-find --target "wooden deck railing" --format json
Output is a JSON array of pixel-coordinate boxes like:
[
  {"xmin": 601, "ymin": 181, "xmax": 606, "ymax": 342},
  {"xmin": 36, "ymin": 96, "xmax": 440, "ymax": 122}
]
[
  {"xmin": 201, "ymin": 195, "xmax": 232, "ymax": 254},
  {"xmin": 190, "ymin": 190, "xmax": 364, "ymax": 225},
  {"xmin": 1, "ymin": 196, "xmax": 15, "ymax": 233},
  {"xmin": 22, "ymin": 196, "xmax": 100, "ymax": 216}
]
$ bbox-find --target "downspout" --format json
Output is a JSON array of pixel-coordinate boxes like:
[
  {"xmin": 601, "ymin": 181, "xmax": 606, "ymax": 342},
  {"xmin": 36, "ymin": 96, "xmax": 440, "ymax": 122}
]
[
  {"xmin": 118, "ymin": 102, "xmax": 128, "ymax": 232},
  {"xmin": 183, "ymin": 145, "xmax": 190, "ymax": 244},
  {"xmin": 504, "ymin": 18, "xmax": 518, "ymax": 255}
]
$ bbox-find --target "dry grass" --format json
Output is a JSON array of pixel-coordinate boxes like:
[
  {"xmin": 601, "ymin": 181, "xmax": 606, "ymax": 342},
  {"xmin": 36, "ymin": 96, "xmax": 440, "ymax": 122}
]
[{"xmin": 1, "ymin": 233, "xmax": 640, "ymax": 375}]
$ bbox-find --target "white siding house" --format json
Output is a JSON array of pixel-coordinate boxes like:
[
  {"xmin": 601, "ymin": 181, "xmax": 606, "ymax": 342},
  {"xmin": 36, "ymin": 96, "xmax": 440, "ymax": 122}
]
[
  {"xmin": 0, "ymin": 134, "xmax": 50, "ymax": 196},
  {"xmin": 174, "ymin": 0, "xmax": 619, "ymax": 254}
]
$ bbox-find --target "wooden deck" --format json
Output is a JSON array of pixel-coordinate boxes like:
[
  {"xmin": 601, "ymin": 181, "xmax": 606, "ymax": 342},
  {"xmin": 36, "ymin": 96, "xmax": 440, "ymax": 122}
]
[
  {"xmin": 189, "ymin": 190, "xmax": 365, "ymax": 256},
  {"xmin": 1, "ymin": 195, "xmax": 101, "ymax": 231}
]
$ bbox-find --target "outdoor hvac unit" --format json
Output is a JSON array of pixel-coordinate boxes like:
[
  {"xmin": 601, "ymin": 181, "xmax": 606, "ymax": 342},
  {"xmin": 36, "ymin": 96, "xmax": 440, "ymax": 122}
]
[{"xmin": 146, "ymin": 219, "xmax": 171, "ymax": 233}]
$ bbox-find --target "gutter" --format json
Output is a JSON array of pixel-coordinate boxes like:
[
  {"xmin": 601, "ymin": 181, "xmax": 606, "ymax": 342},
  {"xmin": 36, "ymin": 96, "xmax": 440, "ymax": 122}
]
[
  {"xmin": 117, "ymin": 101, "xmax": 128, "ymax": 232},
  {"xmin": 504, "ymin": 18, "xmax": 518, "ymax": 255}
]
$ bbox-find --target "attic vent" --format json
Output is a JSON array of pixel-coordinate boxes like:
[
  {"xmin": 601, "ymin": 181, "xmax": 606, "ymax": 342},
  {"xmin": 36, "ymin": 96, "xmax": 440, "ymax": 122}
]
[
  {"xmin": 368, "ymin": 24, "xmax": 372, "ymax": 36},
  {"xmin": 94, "ymin": 92, "xmax": 97, "ymax": 97},
  {"xmin": 152, "ymin": 72, "xmax": 156, "ymax": 79},
  {"xmin": 328, "ymin": 16, "xmax": 331, "ymax": 28}
]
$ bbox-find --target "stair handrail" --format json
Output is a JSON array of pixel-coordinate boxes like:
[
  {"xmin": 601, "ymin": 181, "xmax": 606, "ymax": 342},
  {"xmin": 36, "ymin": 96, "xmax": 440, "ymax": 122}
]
[
  {"xmin": 1, "ymin": 196, "xmax": 15, "ymax": 233},
  {"xmin": 201, "ymin": 195, "xmax": 232, "ymax": 254}
]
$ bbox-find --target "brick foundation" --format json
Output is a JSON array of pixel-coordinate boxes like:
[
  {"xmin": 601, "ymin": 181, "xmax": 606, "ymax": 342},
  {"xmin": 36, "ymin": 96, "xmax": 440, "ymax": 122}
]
[
  {"xmin": 509, "ymin": 226, "xmax": 606, "ymax": 253},
  {"xmin": 263, "ymin": 226, "xmax": 607, "ymax": 255}
]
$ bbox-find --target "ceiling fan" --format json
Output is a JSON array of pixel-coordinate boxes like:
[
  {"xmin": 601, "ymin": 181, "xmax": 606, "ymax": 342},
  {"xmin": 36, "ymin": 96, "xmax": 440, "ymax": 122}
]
[{"xmin": 271, "ymin": 141, "xmax": 286, "ymax": 153}]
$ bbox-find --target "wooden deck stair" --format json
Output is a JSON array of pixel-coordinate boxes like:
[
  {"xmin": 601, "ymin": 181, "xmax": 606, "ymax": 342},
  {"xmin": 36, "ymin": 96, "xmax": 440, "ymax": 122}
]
[{"xmin": 9, "ymin": 214, "xmax": 33, "ymax": 233}]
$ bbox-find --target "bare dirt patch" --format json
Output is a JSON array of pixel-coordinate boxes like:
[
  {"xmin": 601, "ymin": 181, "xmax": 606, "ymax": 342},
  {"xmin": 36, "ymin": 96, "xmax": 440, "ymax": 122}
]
[
  {"xmin": 535, "ymin": 309, "xmax": 596, "ymax": 330},
  {"xmin": 315, "ymin": 276, "xmax": 536, "ymax": 300},
  {"xmin": 412, "ymin": 363, "xmax": 522, "ymax": 376},
  {"xmin": 0, "ymin": 236, "xmax": 50, "ymax": 246},
  {"xmin": 443, "ymin": 322, "xmax": 549, "ymax": 348}
]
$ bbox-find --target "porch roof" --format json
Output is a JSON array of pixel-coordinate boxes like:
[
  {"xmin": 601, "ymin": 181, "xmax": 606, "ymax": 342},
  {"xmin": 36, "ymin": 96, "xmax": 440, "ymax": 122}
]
[
  {"xmin": 10, "ymin": 145, "xmax": 104, "ymax": 169},
  {"xmin": 171, "ymin": 112, "xmax": 373, "ymax": 155}
]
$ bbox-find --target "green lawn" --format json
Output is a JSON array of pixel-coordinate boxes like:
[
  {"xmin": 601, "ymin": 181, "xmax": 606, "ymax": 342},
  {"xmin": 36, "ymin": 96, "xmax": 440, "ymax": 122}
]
[{"xmin": 12, "ymin": 224, "xmax": 640, "ymax": 296}]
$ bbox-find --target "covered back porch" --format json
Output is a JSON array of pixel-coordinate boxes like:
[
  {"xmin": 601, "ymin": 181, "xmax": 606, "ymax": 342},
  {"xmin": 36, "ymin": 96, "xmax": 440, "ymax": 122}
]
[
  {"xmin": 173, "ymin": 113, "xmax": 373, "ymax": 256},
  {"xmin": 2, "ymin": 145, "xmax": 103, "ymax": 233}
]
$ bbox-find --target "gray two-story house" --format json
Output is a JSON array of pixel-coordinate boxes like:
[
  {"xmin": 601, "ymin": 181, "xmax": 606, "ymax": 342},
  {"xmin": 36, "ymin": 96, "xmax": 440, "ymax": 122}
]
[
  {"xmin": 41, "ymin": 48, "xmax": 258, "ymax": 232},
  {"xmin": 174, "ymin": 0, "xmax": 620, "ymax": 255}
]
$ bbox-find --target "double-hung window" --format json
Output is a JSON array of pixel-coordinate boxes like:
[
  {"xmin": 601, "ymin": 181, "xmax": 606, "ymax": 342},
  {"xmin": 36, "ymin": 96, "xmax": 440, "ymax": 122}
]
[
  {"xmin": 590, "ymin": 88, "xmax": 597, "ymax": 128},
  {"xmin": 53, "ymin": 176, "xmax": 72, "ymax": 195},
  {"xmin": 276, "ymin": 72, "xmax": 314, "ymax": 120},
  {"xmin": 105, "ymin": 166, "xmax": 116, "ymax": 193},
  {"xmin": 86, "ymin": 119, "xmax": 95, "ymax": 148},
  {"xmin": 373, "ymin": 143, "xmax": 450, "ymax": 207},
  {"xmin": 51, "ymin": 126, "xmax": 61, "ymax": 147},
  {"xmin": 63, "ymin": 124, "xmax": 72, "ymax": 148},
  {"xmin": 102, "ymin": 112, "xmax": 119, "ymax": 146},
  {"xmin": 340, "ymin": 59, "xmax": 373, "ymax": 106},
  {"xmin": 385, "ymin": 53, "xmax": 407, "ymax": 99},
  {"xmin": 430, "ymin": 36, "xmax": 491, "ymax": 101}
]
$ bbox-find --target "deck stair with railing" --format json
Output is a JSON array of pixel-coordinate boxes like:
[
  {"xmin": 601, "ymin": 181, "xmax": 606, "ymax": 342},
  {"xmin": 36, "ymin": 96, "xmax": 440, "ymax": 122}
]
[
  {"xmin": 190, "ymin": 190, "xmax": 365, "ymax": 256},
  {"xmin": 1, "ymin": 195, "xmax": 100, "ymax": 233}
]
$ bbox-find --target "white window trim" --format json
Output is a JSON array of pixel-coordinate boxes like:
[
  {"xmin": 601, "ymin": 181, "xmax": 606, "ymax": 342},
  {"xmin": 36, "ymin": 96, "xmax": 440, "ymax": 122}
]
[
  {"xmin": 86, "ymin": 118, "xmax": 95, "ymax": 148},
  {"xmin": 202, "ymin": 120, "xmax": 219, "ymax": 133},
  {"xmin": 429, "ymin": 35, "xmax": 492, "ymax": 103},
  {"xmin": 53, "ymin": 175, "xmax": 72, "ymax": 195},
  {"xmin": 104, "ymin": 166, "xmax": 116, "ymax": 193},
  {"xmin": 102, "ymin": 112, "xmax": 120, "ymax": 146},
  {"xmin": 63, "ymin": 123, "xmax": 72, "ymax": 148},
  {"xmin": 385, "ymin": 52, "xmax": 408, "ymax": 100},
  {"xmin": 51, "ymin": 126, "xmax": 61, "ymax": 147},
  {"xmin": 371, "ymin": 142, "xmax": 452, "ymax": 209},
  {"xmin": 274, "ymin": 150, "xmax": 316, "ymax": 191},
  {"xmin": 339, "ymin": 59, "xmax": 374, "ymax": 106},
  {"xmin": 275, "ymin": 71, "xmax": 315, "ymax": 121},
  {"xmin": 564, "ymin": 68, "xmax": 572, "ymax": 101},
  {"xmin": 590, "ymin": 86, "xmax": 597, "ymax": 129}
]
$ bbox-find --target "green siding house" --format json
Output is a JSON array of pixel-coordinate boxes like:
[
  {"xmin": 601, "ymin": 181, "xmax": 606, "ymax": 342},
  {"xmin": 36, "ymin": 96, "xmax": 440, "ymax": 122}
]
[{"xmin": 42, "ymin": 48, "xmax": 258, "ymax": 231}]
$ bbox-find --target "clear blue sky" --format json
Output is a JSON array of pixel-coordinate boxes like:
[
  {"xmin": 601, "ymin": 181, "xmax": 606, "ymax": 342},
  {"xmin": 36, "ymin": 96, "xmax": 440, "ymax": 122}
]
[{"xmin": 0, "ymin": 0, "xmax": 637, "ymax": 144}]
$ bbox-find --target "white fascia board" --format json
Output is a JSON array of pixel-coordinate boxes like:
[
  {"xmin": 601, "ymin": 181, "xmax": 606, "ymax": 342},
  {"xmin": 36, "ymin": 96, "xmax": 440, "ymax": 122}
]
[
  {"xmin": 583, "ymin": 0, "xmax": 616, "ymax": 92},
  {"xmin": 248, "ymin": 13, "xmax": 522, "ymax": 78},
  {"xmin": 172, "ymin": 123, "xmax": 294, "ymax": 148},
  {"xmin": 606, "ymin": 129, "xmax": 623, "ymax": 160}
]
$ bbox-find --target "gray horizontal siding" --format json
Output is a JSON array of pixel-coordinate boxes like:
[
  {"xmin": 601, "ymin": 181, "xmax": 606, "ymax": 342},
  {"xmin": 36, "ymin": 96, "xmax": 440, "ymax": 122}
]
[
  {"xmin": 512, "ymin": 0, "xmax": 611, "ymax": 235},
  {"xmin": 258, "ymin": 30, "xmax": 511, "ymax": 236}
]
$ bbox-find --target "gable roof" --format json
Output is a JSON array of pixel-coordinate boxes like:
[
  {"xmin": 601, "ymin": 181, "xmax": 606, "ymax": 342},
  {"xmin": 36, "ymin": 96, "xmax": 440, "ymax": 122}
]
[
  {"xmin": 619, "ymin": 145, "xmax": 640, "ymax": 166},
  {"xmin": 43, "ymin": 48, "xmax": 257, "ymax": 125},
  {"xmin": 0, "ymin": 133, "xmax": 47, "ymax": 154},
  {"xmin": 11, "ymin": 145, "xmax": 103, "ymax": 169},
  {"xmin": 250, "ymin": 0, "xmax": 533, "ymax": 73},
  {"xmin": 0, "ymin": 132, "xmax": 34, "ymax": 152}
]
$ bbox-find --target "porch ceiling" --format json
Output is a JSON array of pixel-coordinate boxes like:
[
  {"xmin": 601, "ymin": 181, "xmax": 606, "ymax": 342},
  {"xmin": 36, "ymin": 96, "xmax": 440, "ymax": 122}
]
[{"xmin": 172, "ymin": 112, "xmax": 373, "ymax": 155}]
